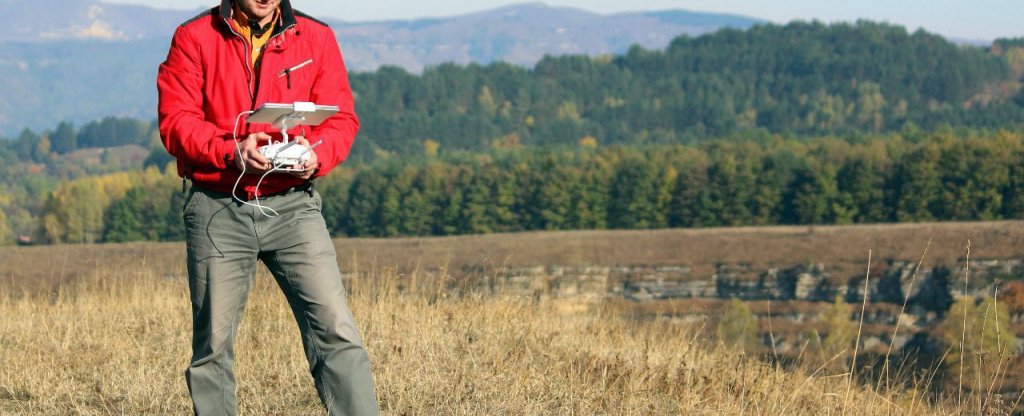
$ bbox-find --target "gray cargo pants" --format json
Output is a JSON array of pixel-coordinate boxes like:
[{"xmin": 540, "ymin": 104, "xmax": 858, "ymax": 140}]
[{"xmin": 182, "ymin": 185, "xmax": 379, "ymax": 415}]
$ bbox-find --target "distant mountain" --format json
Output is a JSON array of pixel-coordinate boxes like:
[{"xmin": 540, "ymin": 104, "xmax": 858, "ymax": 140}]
[
  {"xmin": 2, "ymin": 0, "xmax": 201, "ymax": 41},
  {"xmin": 0, "ymin": 1, "xmax": 761, "ymax": 133},
  {"xmin": 331, "ymin": 3, "xmax": 761, "ymax": 71},
  {"xmin": 2, "ymin": 0, "xmax": 761, "ymax": 71}
]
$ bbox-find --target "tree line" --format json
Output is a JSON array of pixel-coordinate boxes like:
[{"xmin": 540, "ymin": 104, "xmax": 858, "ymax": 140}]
[
  {"xmin": 322, "ymin": 129, "xmax": 1024, "ymax": 237},
  {"xmin": 16, "ymin": 128, "xmax": 1022, "ymax": 244},
  {"xmin": 3, "ymin": 117, "xmax": 154, "ymax": 164}
]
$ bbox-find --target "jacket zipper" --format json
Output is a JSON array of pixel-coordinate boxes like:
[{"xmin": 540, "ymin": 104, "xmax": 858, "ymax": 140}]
[
  {"xmin": 224, "ymin": 17, "xmax": 296, "ymax": 110},
  {"xmin": 225, "ymin": 23, "xmax": 256, "ymax": 109}
]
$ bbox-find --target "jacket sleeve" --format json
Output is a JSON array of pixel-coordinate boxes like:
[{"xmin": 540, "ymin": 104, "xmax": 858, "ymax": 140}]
[
  {"xmin": 157, "ymin": 25, "xmax": 237, "ymax": 171},
  {"xmin": 307, "ymin": 28, "xmax": 359, "ymax": 178}
]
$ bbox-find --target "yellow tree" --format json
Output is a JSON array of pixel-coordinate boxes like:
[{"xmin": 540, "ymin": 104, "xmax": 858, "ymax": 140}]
[
  {"xmin": 1004, "ymin": 47, "xmax": 1024, "ymax": 77},
  {"xmin": 423, "ymin": 139, "xmax": 440, "ymax": 157},
  {"xmin": 477, "ymin": 86, "xmax": 497, "ymax": 118},
  {"xmin": 855, "ymin": 81, "xmax": 887, "ymax": 132},
  {"xmin": 716, "ymin": 298, "xmax": 760, "ymax": 354},
  {"xmin": 61, "ymin": 177, "xmax": 106, "ymax": 244},
  {"xmin": 41, "ymin": 173, "xmax": 134, "ymax": 244},
  {"xmin": 820, "ymin": 295, "xmax": 856, "ymax": 369},
  {"xmin": 939, "ymin": 297, "xmax": 1015, "ymax": 392}
]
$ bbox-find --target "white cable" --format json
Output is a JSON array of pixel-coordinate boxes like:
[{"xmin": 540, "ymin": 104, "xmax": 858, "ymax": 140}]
[
  {"xmin": 230, "ymin": 110, "xmax": 281, "ymax": 217},
  {"xmin": 250, "ymin": 162, "xmax": 288, "ymax": 217}
]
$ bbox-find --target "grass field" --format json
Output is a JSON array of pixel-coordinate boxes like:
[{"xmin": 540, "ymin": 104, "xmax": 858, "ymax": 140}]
[{"xmin": 2, "ymin": 222, "xmax": 1022, "ymax": 414}]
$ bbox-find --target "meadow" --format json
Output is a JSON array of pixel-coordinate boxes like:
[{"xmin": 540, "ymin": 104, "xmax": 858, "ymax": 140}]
[{"xmin": 2, "ymin": 223, "xmax": 1022, "ymax": 414}]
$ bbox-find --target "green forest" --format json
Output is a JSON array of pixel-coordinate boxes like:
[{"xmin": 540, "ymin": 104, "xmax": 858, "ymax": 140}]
[{"xmin": 1, "ymin": 21, "xmax": 1024, "ymax": 244}]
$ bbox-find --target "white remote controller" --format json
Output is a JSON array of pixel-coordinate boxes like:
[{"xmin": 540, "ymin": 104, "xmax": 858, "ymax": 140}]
[{"xmin": 258, "ymin": 140, "xmax": 320, "ymax": 171}]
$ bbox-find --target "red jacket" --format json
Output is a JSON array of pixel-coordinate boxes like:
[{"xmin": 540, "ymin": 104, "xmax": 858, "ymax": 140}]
[{"xmin": 157, "ymin": 0, "xmax": 357, "ymax": 198}]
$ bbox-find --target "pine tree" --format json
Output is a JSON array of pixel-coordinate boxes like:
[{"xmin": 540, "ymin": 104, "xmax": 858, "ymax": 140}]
[
  {"xmin": 891, "ymin": 142, "xmax": 943, "ymax": 222},
  {"xmin": 50, "ymin": 121, "xmax": 77, "ymax": 154},
  {"xmin": 103, "ymin": 188, "xmax": 146, "ymax": 243},
  {"xmin": 608, "ymin": 157, "xmax": 661, "ymax": 229}
]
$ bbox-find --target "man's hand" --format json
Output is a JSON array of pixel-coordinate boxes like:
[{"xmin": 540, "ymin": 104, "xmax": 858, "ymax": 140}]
[
  {"xmin": 289, "ymin": 136, "xmax": 319, "ymax": 180},
  {"xmin": 235, "ymin": 132, "xmax": 272, "ymax": 174}
]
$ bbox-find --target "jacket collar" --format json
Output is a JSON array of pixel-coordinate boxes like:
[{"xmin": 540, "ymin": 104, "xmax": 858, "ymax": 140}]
[{"xmin": 220, "ymin": 0, "xmax": 297, "ymax": 37}]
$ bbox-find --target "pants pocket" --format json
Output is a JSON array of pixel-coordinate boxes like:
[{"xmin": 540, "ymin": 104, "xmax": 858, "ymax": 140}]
[{"xmin": 182, "ymin": 188, "xmax": 203, "ymax": 218}]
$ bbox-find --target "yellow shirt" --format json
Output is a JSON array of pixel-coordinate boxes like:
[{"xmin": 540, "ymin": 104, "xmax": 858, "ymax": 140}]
[{"xmin": 231, "ymin": 8, "xmax": 279, "ymax": 67}]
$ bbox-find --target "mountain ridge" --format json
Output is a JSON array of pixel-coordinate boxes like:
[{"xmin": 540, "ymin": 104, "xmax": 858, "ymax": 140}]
[
  {"xmin": 0, "ymin": 2, "xmax": 762, "ymax": 133},
  {"xmin": 2, "ymin": 1, "xmax": 764, "ymax": 69}
]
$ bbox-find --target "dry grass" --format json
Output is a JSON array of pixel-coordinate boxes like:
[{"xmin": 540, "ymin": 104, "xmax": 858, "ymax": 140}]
[
  {"xmin": 3, "ymin": 222, "xmax": 1022, "ymax": 414},
  {"xmin": 0, "ymin": 251, "xmax": 982, "ymax": 415}
]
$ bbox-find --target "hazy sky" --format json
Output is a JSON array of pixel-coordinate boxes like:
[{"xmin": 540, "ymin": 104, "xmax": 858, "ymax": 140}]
[{"xmin": 102, "ymin": 0, "xmax": 1024, "ymax": 41}]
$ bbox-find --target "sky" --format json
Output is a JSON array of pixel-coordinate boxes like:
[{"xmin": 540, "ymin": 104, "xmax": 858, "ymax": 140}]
[{"xmin": 102, "ymin": 0, "xmax": 1024, "ymax": 41}]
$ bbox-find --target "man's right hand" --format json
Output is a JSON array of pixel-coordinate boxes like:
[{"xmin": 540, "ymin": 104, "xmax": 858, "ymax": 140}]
[{"xmin": 235, "ymin": 132, "xmax": 272, "ymax": 174}]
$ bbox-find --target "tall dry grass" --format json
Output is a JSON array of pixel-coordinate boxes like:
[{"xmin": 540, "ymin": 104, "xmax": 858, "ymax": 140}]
[{"xmin": 0, "ymin": 247, "xmax": 1006, "ymax": 415}]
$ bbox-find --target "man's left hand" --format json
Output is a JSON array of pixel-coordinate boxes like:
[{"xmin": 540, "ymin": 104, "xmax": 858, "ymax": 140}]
[{"xmin": 290, "ymin": 136, "xmax": 318, "ymax": 180}]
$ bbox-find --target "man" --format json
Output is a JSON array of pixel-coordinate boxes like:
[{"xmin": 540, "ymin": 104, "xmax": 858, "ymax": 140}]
[{"xmin": 157, "ymin": 0, "xmax": 379, "ymax": 414}]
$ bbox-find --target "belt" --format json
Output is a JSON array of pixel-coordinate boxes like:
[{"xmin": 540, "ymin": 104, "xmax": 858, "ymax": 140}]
[
  {"xmin": 259, "ymin": 181, "xmax": 314, "ymax": 199},
  {"xmin": 190, "ymin": 181, "xmax": 313, "ymax": 201}
]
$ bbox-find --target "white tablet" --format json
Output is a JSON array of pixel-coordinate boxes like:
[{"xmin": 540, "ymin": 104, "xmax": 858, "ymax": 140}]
[{"xmin": 248, "ymin": 102, "xmax": 339, "ymax": 126}]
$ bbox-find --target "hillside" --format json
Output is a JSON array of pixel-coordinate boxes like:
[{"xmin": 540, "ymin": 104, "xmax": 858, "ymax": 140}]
[
  {"xmin": 4, "ymin": 221, "xmax": 1024, "ymax": 403},
  {"xmin": 0, "ymin": 1, "xmax": 759, "ymax": 133},
  {"xmin": 0, "ymin": 253, "xmax": 973, "ymax": 414},
  {"xmin": 345, "ymin": 21, "xmax": 1024, "ymax": 160}
]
